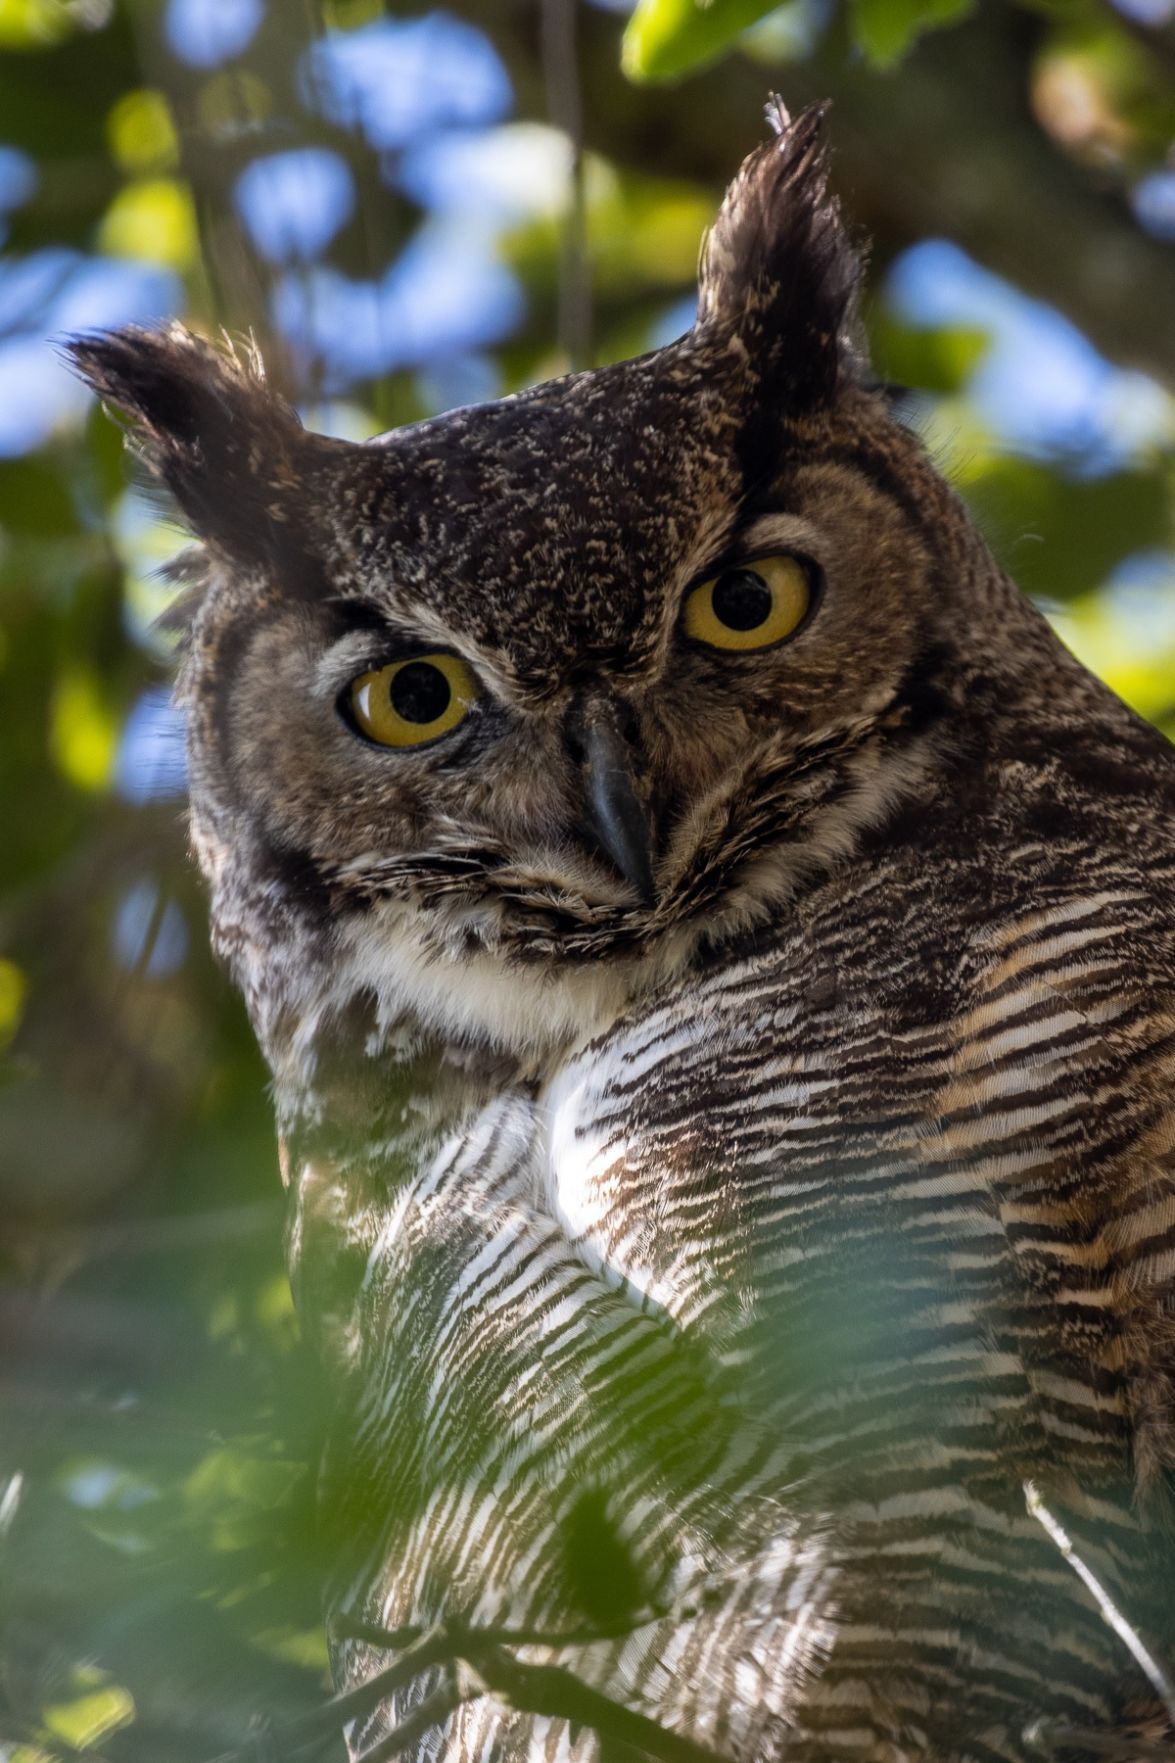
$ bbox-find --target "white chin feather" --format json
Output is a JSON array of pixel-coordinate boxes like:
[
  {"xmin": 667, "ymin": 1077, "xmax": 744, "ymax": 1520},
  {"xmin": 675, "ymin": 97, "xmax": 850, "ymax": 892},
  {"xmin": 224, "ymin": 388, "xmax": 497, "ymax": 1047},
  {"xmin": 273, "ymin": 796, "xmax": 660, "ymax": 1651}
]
[{"xmin": 335, "ymin": 902, "xmax": 648, "ymax": 1058}]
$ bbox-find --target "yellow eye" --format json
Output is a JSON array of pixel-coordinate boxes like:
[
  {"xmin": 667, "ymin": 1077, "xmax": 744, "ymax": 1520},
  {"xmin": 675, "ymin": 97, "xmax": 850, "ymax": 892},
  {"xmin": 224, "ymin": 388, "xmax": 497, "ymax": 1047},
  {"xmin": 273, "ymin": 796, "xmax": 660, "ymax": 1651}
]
[
  {"xmin": 683, "ymin": 555, "xmax": 812, "ymax": 652},
  {"xmin": 348, "ymin": 653, "xmax": 478, "ymax": 749}
]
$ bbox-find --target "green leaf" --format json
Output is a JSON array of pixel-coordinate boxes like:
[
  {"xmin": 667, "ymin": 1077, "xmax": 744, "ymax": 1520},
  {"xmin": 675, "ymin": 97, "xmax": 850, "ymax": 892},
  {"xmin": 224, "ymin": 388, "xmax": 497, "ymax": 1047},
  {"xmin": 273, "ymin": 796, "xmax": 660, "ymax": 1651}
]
[
  {"xmin": 0, "ymin": 958, "xmax": 27, "ymax": 1051},
  {"xmin": 98, "ymin": 176, "xmax": 198, "ymax": 270},
  {"xmin": 49, "ymin": 665, "xmax": 118, "ymax": 793},
  {"xmin": 869, "ymin": 313, "xmax": 990, "ymax": 395},
  {"xmin": 850, "ymin": 0, "xmax": 974, "ymax": 70},
  {"xmin": 622, "ymin": 0, "xmax": 785, "ymax": 84},
  {"xmin": 960, "ymin": 456, "xmax": 1171, "ymax": 604},
  {"xmin": 0, "ymin": 0, "xmax": 74, "ymax": 51},
  {"xmin": 0, "ymin": 455, "xmax": 79, "ymax": 539},
  {"xmin": 43, "ymin": 1671, "xmax": 135, "ymax": 1750}
]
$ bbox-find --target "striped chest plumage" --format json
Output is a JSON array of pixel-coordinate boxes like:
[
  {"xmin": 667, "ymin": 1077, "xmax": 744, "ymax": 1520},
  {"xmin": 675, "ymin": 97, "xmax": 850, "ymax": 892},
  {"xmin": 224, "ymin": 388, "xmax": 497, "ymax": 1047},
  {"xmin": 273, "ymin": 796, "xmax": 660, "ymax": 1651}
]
[
  {"xmin": 73, "ymin": 95, "xmax": 1175, "ymax": 1763},
  {"xmin": 317, "ymin": 793, "xmax": 1175, "ymax": 1763},
  {"xmin": 544, "ymin": 866, "xmax": 1175, "ymax": 1490}
]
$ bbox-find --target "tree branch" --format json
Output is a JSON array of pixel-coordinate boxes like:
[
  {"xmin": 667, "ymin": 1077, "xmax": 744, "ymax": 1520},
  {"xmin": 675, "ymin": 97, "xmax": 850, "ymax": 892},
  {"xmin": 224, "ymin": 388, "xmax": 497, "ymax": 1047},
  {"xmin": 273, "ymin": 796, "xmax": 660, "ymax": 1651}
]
[
  {"xmin": 352, "ymin": 1678, "xmax": 466, "ymax": 1763},
  {"xmin": 204, "ymin": 1612, "xmax": 734, "ymax": 1763},
  {"xmin": 202, "ymin": 1629, "xmax": 454, "ymax": 1763},
  {"xmin": 541, "ymin": 0, "xmax": 592, "ymax": 369},
  {"xmin": 463, "ymin": 1641, "xmax": 731, "ymax": 1763}
]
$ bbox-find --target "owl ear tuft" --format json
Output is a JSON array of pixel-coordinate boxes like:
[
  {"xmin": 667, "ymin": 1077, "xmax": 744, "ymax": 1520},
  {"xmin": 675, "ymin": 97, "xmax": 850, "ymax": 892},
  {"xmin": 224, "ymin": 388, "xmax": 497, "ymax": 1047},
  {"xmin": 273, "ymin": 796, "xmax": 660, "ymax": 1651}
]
[
  {"xmin": 67, "ymin": 323, "xmax": 309, "ymax": 568},
  {"xmin": 696, "ymin": 98, "xmax": 864, "ymax": 406}
]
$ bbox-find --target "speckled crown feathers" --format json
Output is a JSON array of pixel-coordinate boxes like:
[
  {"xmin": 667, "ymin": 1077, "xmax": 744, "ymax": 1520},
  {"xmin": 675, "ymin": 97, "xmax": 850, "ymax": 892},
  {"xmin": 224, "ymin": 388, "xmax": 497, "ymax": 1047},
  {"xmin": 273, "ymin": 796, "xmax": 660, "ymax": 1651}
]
[{"xmin": 66, "ymin": 99, "xmax": 863, "ymax": 570}]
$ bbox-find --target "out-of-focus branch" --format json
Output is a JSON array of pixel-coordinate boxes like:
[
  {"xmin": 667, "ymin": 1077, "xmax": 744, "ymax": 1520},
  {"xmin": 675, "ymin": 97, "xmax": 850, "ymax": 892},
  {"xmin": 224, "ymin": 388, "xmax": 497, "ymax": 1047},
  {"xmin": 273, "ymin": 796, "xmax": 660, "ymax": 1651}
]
[
  {"xmin": 1025, "ymin": 1480, "xmax": 1175, "ymax": 1727},
  {"xmin": 542, "ymin": 0, "xmax": 592, "ymax": 369},
  {"xmin": 204, "ymin": 1629, "xmax": 455, "ymax": 1763},
  {"xmin": 352, "ymin": 1680, "xmax": 465, "ymax": 1763},
  {"xmin": 205, "ymin": 1615, "xmax": 733, "ymax": 1763},
  {"xmin": 452, "ymin": 1641, "xmax": 730, "ymax": 1763}
]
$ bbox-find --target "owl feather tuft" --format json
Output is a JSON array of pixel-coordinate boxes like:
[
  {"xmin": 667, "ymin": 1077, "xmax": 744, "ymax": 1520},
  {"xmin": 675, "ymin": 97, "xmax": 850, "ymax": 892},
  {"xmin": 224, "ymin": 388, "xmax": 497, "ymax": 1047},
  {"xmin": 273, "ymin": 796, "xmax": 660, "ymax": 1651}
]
[
  {"xmin": 696, "ymin": 98, "xmax": 863, "ymax": 405},
  {"xmin": 67, "ymin": 322, "xmax": 310, "ymax": 570}
]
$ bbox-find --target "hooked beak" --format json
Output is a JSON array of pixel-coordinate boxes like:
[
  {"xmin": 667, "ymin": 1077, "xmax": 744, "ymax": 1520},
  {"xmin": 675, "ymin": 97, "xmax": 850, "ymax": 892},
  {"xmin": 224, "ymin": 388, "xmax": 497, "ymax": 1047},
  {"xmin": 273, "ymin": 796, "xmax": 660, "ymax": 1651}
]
[{"xmin": 571, "ymin": 695, "xmax": 656, "ymax": 907}]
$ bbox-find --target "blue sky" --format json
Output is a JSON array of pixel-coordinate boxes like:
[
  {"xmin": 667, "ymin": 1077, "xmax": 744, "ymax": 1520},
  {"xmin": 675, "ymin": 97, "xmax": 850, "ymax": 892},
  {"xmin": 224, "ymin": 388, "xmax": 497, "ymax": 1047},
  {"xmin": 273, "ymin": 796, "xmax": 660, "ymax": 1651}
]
[{"xmin": 886, "ymin": 239, "xmax": 1171, "ymax": 473}]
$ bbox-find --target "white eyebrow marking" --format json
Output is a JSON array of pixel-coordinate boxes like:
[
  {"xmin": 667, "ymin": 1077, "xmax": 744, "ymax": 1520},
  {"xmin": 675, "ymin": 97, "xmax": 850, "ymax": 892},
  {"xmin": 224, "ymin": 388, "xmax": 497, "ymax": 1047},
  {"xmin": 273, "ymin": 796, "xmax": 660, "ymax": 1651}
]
[
  {"xmin": 729, "ymin": 511, "xmax": 827, "ymax": 564},
  {"xmin": 312, "ymin": 629, "xmax": 390, "ymax": 699}
]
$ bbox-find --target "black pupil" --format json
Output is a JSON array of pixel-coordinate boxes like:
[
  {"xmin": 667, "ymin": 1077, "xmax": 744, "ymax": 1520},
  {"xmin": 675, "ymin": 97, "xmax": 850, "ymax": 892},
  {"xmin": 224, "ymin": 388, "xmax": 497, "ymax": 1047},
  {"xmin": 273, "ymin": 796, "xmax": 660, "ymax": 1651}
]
[
  {"xmin": 711, "ymin": 569, "xmax": 774, "ymax": 631},
  {"xmin": 390, "ymin": 661, "xmax": 451, "ymax": 724}
]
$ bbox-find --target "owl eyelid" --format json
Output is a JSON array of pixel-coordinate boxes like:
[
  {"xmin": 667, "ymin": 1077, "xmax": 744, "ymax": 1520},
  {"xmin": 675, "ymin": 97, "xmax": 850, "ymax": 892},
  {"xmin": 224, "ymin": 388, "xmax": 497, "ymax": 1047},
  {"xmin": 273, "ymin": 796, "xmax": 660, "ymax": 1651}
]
[
  {"xmin": 321, "ymin": 639, "xmax": 482, "ymax": 700},
  {"xmin": 351, "ymin": 641, "xmax": 477, "ymax": 677},
  {"xmin": 687, "ymin": 546, "xmax": 818, "ymax": 587}
]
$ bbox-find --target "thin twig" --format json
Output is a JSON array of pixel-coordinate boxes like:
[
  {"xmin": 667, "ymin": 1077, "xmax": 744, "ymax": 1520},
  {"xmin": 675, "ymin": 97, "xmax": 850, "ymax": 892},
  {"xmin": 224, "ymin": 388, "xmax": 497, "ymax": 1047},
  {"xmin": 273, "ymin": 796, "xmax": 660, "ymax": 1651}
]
[
  {"xmin": 203, "ymin": 1629, "xmax": 453, "ymax": 1763},
  {"xmin": 352, "ymin": 1678, "xmax": 466, "ymax": 1763},
  {"xmin": 1025, "ymin": 1481, "xmax": 1175, "ymax": 1726},
  {"xmin": 206, "ymin": 1612, "xmax": 734, "ymax": 1763},
  {"xmin": 1025, "ymin": 1720, "xmax": 1175, "ymax": 1760},
  {"xmin": 541, "ymin": 0, "xmax": 591, "ymax": 369},
  {"xmin": 469, "ymin": 1641, "xmax": 730, "ymax": 1763}
]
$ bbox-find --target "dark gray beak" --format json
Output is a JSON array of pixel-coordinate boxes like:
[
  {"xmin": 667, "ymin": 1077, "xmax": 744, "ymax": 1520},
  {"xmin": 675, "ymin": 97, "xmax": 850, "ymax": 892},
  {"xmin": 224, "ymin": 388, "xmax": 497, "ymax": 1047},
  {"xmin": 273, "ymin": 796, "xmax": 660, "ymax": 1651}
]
[{"xmin": 571, "ymin": 695, "xmax": 656, "ymax": 906}]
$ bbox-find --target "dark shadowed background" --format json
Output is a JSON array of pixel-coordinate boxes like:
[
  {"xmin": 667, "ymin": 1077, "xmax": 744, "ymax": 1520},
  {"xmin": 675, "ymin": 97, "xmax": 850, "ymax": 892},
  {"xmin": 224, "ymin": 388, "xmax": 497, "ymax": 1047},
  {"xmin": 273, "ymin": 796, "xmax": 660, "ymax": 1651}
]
[{"xmin": 1, "ymin": 1, "xmax": 1173, "ymax": 1757}]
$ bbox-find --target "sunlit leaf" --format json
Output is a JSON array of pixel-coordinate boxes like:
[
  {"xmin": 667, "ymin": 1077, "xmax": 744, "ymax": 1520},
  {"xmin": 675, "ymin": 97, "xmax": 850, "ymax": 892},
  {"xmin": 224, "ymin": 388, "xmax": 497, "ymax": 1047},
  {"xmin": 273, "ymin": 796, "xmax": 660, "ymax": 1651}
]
[
  {"xmin": 0, "ymin": 957, "xmax": 28, "ymax": 1051},
  {"xmin": 97, "ymin": 177, "xmax": 198, "ymax": 270},
  {"xmin": 622, "ymin": 0, "xmax": 785, "ymax": 83},
  {"xmin": 50, "ymin": 665, "xmax": 118, "ymax": 792},
  {"xmin": 1050, "ymin": 567, "xmax": 1175, "ymax": 724},
  {"xmin": 508, "ymin": 168, "xmax": 714, "ymax": 298},
  {"xmin": 320, "ymin": 0, "xmax": 383, "ymax": 27},
  {"xmin": 106, "ymin": 89, "xmax": 180, "ymax": 175},
  {"xmin": 42, "ymin": 1674, "xmax": 135, "ymax": 1750},
  {"xmin": 184, "ymin": 1449, "xmax": 305, "ymax": 1513},
  {"xmin": 256, "ymin": 1271, "xmax": 297, "ymax": 1334},
  {"xmin": 184, "ymin": 1450, "xmax": 309, "ymax": 1552},
  {"xmin": 0, "ymin": 0, "xmax": 72, "ymax": 51}
]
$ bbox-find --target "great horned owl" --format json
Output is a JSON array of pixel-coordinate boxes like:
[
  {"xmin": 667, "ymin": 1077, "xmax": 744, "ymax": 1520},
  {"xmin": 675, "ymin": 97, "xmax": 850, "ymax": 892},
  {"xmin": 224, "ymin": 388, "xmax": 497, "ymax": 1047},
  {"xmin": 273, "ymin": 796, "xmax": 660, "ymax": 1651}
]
[{"xmin": 73, "ymin": 103, "xmax": 1175, "ymax": 1762}]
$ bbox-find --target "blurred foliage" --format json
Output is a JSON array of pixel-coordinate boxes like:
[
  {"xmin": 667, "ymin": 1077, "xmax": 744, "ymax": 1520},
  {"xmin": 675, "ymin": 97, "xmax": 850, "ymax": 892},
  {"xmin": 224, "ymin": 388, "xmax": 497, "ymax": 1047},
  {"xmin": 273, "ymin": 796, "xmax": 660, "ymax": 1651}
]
[
  {"xmin": 623, "ymin": 0, "xmax": 975, "ymax": 78},
  {"xmin": 0, "ymin": 1, "xmax": 1172, "ymax": 1759}
]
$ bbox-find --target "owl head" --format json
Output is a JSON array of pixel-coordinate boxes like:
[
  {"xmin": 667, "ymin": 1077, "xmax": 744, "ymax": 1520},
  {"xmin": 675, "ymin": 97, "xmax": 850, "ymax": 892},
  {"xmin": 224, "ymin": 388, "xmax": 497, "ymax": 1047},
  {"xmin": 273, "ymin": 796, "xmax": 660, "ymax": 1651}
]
[{"xmin": 71, "ymin": 102, "xmax": 1025, "ymax": 1097}]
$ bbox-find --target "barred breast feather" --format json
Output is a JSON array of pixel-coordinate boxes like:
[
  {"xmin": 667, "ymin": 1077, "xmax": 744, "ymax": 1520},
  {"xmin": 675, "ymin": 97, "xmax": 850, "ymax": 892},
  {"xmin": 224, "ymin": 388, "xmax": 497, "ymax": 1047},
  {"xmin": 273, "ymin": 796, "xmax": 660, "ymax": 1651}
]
[
  {"xmin": 69, "ymin": 98, "xmax": 1175, "ymax": 1763},
  {"xmin": 297, "ymin": 681, "xmax": 1175, "ymax": 1763}
]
